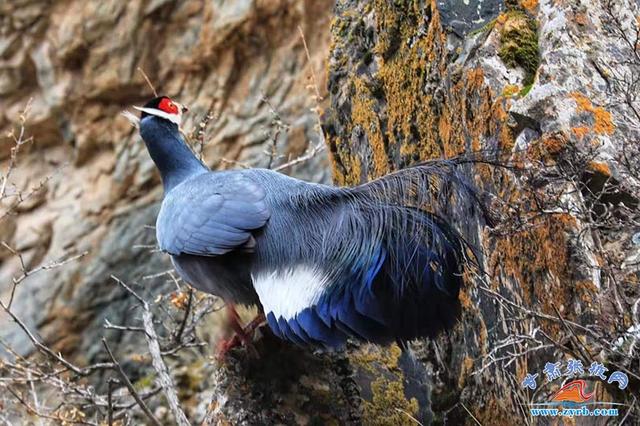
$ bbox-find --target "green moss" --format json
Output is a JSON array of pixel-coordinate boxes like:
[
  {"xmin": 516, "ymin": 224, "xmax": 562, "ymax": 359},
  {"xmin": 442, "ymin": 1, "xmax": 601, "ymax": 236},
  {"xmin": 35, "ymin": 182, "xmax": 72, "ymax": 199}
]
[
  {"xmin": 349, "ymin": 345, "xmax": 420, "ymax": 426},
  {"xmin": 351, "ymin": 345, "xmax": 420, "ymax": 425},
  {"xmin": 498, "ymin": 11, "xmax": 540, "ymax": 86},
  {"xmin": 468, "ymin": 18, "xmax": 497, "ymax": 37},
  {"xmin": 133, "ymin": 373, "xmax": 155, "ymax": 391},
  {"xmin": 351, "ymin": 344, "xmax": 403, "ymax": 374},
  {"xmin": 363, "ymin": 378, "xmax": 420, "ymax": 425},
  {"xmin": 519, "ymin": 82, "xmax": 534, "ymax": 97}
]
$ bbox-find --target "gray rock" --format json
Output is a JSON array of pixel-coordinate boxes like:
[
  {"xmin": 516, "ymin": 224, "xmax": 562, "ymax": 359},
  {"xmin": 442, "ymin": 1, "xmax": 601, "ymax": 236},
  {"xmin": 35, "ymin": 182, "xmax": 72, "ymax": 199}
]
[{"xmin": 437, "ymin": 0, "xmax": 505, "ymax": 36}]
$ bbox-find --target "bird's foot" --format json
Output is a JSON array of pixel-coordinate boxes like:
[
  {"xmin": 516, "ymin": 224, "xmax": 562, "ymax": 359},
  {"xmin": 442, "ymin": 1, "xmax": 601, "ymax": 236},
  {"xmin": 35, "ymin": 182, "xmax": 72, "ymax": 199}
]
[{"xmin": 216, "ymin": 306, "xmax": 266, "ymax": 360}]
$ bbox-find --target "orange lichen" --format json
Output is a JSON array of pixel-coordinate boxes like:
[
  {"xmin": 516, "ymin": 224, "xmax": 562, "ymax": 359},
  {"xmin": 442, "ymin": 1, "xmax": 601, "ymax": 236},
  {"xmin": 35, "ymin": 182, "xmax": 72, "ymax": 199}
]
[
  {"xmin": 570, "ymin": 92, "xmax": 615, "ymax": 135},
  {"xmin": 587, "ymin": 161, "xmax": 611, "ymax": 177},
  {"xmin": 574, "ymin": 280, "xmax": 598, "ymax": 305},
  {"xmin": 592, "ymin": 107, "xmax": 615, "ymax": 134},
  {"xmin": 575, "ymin": 12, "xmax": 589, "ymax": 26},
  {"xmin": 572, "ymin": 126, "xmax": 590, "ymax": 140},
  {"xmin": 475, "ymin": 398, "xmax": 513, "ymax": 426},
  {"xmin": 375, "ymin": 0, "xmax": 448, "ymax": 162},
  {"xmin": 489, "ymin": 212, "xmax": 579, "ymax": 335},
  {"xmin": 525, "ymin": 133, "xmax": 568, "ymax": 165},
  {"xmin": 521, "ymin": 0, "xmax": 539, "ymax": 11},
  {"xmin": 351, "ymin": 77, "xmax": 388, "ymax": 179},
  {"xmin": 543, "ymin": 134, "xmax": 568, "ymax": 154},
  {"xmin": 502, "ymin": 84, "xmax": 520, "ymax": 97},
  {"xmin": 458, "ymin": 356, "xmax": 475, "ymax": 388},
  {"xmin": 459, "ymin": 287, "xmax": 474, "ymax": 310},
  {"xmin": 493, "ymin": 100, "xmax": 515, "ymax": 150},
  {"xmin": 328, "ymin": 1, "xmax": 512, "ymax": 186},
  {"xmin": 492, "ymin": 219, "xmax": 567, "ymax": 289},
  {"xmin": 571, "ymin": 92, "xmax": 592, "ymax": 111}
]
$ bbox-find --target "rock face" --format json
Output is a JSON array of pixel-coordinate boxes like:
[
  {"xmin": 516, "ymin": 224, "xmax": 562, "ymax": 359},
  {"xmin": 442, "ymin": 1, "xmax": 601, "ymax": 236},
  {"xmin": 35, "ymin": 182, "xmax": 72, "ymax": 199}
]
[
  {"xmin": 0, "ymin": 0, "xmax": 336, "ymax": 416},
  {"xmin": 2, "ymin": 0, "xmax": 639, "ymax": 424},
  {"xmin": 324, "ymin": 0, "xmax": 639, "ymax": 423}
]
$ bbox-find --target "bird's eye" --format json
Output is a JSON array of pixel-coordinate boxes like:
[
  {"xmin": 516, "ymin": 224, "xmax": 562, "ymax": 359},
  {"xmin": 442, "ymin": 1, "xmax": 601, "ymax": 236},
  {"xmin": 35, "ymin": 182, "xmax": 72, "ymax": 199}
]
[{"xmin": 158, "ymin": 98, "xmax": 179, "ymax": 114}]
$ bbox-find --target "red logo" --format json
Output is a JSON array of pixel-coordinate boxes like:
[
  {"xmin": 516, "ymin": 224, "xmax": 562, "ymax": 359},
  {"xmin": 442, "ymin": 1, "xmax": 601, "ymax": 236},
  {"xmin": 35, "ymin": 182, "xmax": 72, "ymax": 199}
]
[{"xmin": 550, "ymin": 380, "xmax": 594, "ymax": 404}]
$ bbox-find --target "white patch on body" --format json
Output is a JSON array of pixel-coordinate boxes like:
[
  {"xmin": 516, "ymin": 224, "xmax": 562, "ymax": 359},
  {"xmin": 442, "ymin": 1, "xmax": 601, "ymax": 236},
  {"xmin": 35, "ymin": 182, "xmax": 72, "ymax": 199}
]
[{"xmin": 252, "ymin": 266, "xmax": 329, "ymax": 320}]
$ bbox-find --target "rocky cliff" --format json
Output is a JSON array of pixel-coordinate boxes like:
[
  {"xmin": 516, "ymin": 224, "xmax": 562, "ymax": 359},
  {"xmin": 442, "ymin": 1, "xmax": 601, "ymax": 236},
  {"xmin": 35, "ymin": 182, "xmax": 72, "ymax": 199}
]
[
  {"xmin": 1, "ymin": 0, "xmax": 333, "ymax": 350},
  {"xmin": 324, "ymin": 0, "xmax": 639, "ymax": 423},
  {"xmin": 1, "ymin": 0, "xmax": 338, "ymax": 423},
  {"xmin": 1, "ymin": 0, "xmax": 639, "ymax": 424}
]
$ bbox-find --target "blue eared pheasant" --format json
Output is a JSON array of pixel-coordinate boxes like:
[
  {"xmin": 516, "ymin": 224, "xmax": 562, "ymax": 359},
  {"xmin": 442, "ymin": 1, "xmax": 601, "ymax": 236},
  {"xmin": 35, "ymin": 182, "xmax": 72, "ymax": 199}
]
[{"xmin": 134, "ymin": 95, "xmax": 481, "ymax": 352}]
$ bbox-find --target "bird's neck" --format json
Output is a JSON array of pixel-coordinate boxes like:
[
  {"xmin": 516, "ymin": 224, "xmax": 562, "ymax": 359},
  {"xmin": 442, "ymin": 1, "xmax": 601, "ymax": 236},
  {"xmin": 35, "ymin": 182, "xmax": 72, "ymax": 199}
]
[{"xmin": 140, "ymin": 117, "xmax": 207, "ymax": 192}]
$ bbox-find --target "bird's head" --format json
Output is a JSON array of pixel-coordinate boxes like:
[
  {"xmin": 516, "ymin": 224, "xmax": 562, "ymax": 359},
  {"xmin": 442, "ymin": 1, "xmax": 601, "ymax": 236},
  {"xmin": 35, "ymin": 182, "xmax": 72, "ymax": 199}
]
[
  {"xmin": 132, "ymin": 95, "xmax": 205, "ymax": 192},
  {"xmin": 133, "ymin": 96, "xmax": 188, "ymax": 127}
]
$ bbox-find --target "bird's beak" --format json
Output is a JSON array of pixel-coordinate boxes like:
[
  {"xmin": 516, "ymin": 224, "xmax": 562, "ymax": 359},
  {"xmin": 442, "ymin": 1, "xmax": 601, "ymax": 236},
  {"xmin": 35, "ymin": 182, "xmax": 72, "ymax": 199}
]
[{"xmin": 177, "ymin": 103, "xmax": 188, "ymax": 113}]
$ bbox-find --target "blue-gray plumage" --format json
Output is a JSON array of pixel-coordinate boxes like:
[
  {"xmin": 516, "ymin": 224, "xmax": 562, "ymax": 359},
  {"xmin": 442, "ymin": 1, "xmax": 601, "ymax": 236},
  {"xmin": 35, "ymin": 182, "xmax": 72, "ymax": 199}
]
[{"xmin": 136, "ymin": 96, "xmax": 481, "ymax": 349}]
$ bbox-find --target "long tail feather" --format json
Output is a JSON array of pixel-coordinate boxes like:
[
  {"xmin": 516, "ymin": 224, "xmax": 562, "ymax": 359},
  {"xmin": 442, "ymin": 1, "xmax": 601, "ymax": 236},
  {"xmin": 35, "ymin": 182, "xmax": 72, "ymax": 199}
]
[{"xmin": 349, "ymin": 158, "xmax": 499, "ymax": 228}]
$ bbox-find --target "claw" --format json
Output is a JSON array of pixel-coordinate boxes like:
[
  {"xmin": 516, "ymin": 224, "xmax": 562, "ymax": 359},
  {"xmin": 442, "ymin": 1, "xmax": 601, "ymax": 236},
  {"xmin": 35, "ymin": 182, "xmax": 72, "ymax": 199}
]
[{"xmin": 216, "ymin": 304, "xmax": 266, "ymax": 360}]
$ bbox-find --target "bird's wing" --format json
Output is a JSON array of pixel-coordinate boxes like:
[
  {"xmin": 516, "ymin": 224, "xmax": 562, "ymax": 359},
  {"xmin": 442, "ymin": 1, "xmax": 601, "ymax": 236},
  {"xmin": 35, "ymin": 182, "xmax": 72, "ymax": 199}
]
[{"xmin": 156, "ymin": 173, "xmax": 270, "ymax": 256}]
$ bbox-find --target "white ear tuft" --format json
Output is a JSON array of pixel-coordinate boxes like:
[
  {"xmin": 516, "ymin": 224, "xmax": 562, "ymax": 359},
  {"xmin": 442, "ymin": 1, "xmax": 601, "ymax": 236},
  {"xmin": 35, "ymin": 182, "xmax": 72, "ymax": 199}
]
[{"xmin": 133, "ymin": 106, "xmax": 182, "ymax": 126}]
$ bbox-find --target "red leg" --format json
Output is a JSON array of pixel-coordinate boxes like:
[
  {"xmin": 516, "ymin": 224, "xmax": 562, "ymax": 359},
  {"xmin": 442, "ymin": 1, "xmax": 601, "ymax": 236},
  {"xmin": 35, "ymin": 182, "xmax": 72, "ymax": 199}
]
[
  {"xmin": 216, "ymin": 304, "xmax": 266, "ymax": 359},
  {"xmin": 243, "ymin": 312, "xmax": 266, "ymax": 335}
]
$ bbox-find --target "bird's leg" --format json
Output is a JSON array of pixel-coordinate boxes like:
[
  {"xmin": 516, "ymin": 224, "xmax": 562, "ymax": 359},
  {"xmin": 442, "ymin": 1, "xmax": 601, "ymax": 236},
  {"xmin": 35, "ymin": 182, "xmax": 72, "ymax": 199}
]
[
  {"xmin": 243, "ymin": 312, "xmax": 266, "ymax": 334},
  {"xmin": 226, "ymin": 303, "xmax": 246, "ymax": 337},
  {"xmin": 216, "ymin": 304, "xmax": 266, "ymax": 359}
]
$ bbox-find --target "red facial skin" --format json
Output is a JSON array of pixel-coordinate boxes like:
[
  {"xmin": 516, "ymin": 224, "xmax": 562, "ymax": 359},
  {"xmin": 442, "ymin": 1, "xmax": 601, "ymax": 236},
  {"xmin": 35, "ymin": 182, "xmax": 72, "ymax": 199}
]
[{"xmin": 158, "ymin": 97, "xmax": 179, "ymax": 115}]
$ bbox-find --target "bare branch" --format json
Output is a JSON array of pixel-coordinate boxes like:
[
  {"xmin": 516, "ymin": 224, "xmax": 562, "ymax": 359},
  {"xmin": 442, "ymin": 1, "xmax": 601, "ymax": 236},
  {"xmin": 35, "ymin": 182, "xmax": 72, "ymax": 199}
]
[
  {"xmin": 138, "ymin": 67, "xmax": 158, "ymax": 97},
  {"xmin": 101, "ymin": 339, "xmax": 161, "ymax": 426}
]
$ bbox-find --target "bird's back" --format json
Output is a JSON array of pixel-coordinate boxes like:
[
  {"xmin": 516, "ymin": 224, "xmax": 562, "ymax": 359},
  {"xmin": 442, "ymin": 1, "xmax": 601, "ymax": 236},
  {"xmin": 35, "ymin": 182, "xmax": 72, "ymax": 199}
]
[
  {"xmin": 241, "ymin": 168, "xmax": 468, "ymax": 347},
  {"xmin": 157, "ymin": 166, "xmax": 473, "ymax": 349}
]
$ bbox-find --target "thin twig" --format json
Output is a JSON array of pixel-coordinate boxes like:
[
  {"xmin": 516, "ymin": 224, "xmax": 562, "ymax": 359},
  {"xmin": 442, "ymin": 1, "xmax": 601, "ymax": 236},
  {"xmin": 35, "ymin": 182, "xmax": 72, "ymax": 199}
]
[
  {"xmin": 273, "ymin": 142, "xmax": 325, "ymax": 172},
  {"xmin": 618, "ymin": 395, "xmax": 637, "ymax": 426},
  {"xmin": 142, "ymin": 309, "xmax": 191, "ymax": 426},
  {"xmin": 174, "ymin": 288, "xmax": 194, "ymax": 344},
  {"xmin": 107, "ymin": 378, "xmax": 116, "ymax": 426},
  {"xmin": 0, "ymin": 299, "xmax": 113, "ymax": 376},
  {"xmin": 138, "ymin": 67, "xmax": 158, "ymax": 97},
  {"xmin": 394, "ymin": 408, "xmax": 423, "ymax": 425},
  {"xmin": 297, "ymin": 25, "xmax": 322, "ymax": 102},
  {"xmin": 112, "ymin": 276, "xmax": 190, "ymax": 426},
  {"xmin": 6, "ymin": 386, "xmax": 98, "ymax": 426},
  {"xmin": 459, "ymin": 402, "xmax": 482, "ymax": 426},
  {"xmin": 101, "ymin": 339, "xmax": 161, "ymax": 426}
]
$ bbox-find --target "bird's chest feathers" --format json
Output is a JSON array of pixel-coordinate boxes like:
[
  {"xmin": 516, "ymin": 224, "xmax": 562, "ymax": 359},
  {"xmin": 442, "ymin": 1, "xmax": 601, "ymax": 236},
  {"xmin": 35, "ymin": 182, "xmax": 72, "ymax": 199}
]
[{"xmin": 251, "ymin": 266, "xmax": 329, "ymax": 320}]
